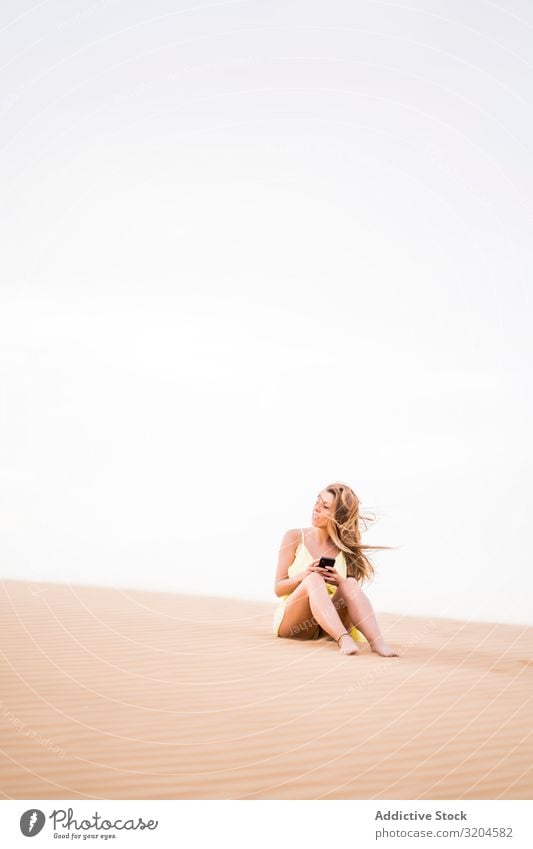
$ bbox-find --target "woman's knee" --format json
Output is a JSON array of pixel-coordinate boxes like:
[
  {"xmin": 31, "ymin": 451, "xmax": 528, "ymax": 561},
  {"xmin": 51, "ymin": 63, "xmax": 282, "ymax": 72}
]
[
  {"xmin": 301, "ymin": 572, "xmax": 326, "ymax": 592},
  {"xmin": 343, "ymin": 576, "xmax": 362, "ymax": 593}
]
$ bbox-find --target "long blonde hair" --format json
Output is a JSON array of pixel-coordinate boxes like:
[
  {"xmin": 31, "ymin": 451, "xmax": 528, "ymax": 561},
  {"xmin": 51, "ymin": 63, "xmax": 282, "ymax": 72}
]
[{"xmin": 323, "ymin": 481, "xmax": 391, "ymax": 585}]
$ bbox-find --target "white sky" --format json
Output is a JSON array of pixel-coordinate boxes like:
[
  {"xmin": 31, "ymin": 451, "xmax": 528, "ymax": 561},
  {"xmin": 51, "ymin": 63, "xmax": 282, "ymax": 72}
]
[{"xmin": 1, "ymin": 0, "xmax": 532, "ymax": 626}]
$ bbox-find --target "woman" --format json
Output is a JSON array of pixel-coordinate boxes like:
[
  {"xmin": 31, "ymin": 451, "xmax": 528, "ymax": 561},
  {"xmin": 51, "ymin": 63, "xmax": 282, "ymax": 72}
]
[{"xmin": 273, "ymin": 482, "xmax": 400, "ymax": 656}]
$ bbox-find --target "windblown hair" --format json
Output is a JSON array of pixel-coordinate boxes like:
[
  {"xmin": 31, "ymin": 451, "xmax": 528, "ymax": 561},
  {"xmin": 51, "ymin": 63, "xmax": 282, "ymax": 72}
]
[{"xmin": 323, "ymin": 481, "xmax": 391, "ymax": 585}]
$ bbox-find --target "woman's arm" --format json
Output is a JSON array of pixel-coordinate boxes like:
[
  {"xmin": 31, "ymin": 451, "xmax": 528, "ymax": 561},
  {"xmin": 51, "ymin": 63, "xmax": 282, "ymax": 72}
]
[
  {"xmin": 273, "ymin": 529, "xmax": 302, "ymax": 597},
  {"xmin": 275, "ymin": 574, "xmax": 305, "ymax": 597}
]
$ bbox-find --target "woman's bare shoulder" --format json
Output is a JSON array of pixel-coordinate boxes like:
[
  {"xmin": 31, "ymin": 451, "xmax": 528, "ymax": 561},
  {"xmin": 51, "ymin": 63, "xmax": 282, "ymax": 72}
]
[
  {"xmin": 277, "ymin": 529, "xmax": 301, "ymax": 564},
  {"xmin": 280, "ymin": 527, "xmax": 302, "ymax": 542}
]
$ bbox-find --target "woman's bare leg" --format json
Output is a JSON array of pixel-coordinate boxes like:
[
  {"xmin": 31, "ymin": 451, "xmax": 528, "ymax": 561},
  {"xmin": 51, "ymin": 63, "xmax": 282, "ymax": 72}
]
[
  {"xmin": 277, "ymin": 578, "xmax": 320, "ymax": 641},
  {"xmin": 278, "ymin": 574, "xmax": 358, "ymax": 654},
  {"xmin": 331, "ymin": 577, "xmax": 400, "ymax": 657}
]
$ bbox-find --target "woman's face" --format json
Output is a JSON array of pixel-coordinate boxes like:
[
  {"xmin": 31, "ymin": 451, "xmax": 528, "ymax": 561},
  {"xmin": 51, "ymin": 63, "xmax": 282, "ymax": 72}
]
[{"xmin": 312, "ymin": 490, "xmax": 334, "ymax": 527}]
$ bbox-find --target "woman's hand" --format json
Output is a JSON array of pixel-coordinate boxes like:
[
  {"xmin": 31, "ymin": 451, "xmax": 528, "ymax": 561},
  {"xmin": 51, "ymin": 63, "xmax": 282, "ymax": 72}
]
[
  {"xmin": 320, "ymin": 565, "xmax": 341, "ymax": 586},
  {"xmin": 300, "ymin": 560, "xmax": 341, "ymax": 585}
]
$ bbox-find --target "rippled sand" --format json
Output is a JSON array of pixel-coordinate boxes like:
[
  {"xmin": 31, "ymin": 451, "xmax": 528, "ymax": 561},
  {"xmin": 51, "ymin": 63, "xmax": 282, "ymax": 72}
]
[{"xmin": 1, "ymin": 580, "xmax": 531, "ymax": 799}]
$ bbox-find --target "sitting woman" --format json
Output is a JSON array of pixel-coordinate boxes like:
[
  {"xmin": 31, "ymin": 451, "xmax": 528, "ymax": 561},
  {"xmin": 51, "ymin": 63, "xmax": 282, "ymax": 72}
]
[{"xmin": 273, "ymin": 482, "xmax": 399, "ymax": 657}]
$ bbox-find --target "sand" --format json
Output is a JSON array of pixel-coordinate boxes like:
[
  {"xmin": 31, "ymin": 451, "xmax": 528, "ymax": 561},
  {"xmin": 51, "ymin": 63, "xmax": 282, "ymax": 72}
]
[{"xmin": 0, "ymin": 579, "xmax": 532, "ymax": 800}]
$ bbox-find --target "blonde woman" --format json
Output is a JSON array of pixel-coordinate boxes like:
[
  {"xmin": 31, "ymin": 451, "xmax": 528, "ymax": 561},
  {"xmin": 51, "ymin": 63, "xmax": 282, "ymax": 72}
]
[{"xmin": 273, "ymin": 482, "xmax": 400, "ymax": 656}]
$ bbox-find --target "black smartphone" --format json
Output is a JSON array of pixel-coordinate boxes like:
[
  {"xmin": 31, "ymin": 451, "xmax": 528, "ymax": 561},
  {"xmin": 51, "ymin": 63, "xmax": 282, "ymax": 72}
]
[{"xmin": 318, "ymin": 557, "xmax": 335, "ymax": 571}]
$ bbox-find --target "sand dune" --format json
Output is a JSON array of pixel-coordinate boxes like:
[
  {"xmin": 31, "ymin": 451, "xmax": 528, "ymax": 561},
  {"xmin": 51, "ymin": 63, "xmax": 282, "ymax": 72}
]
[{"xmin": 0, "ymin": 580, "xmax": 531, "ymax": 799}]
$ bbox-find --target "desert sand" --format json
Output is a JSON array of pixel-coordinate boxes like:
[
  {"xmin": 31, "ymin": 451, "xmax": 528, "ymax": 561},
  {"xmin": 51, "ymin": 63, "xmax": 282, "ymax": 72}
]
[{"xmin": 0, "ymin": 579, "xmax": 532, "ymax": 800}]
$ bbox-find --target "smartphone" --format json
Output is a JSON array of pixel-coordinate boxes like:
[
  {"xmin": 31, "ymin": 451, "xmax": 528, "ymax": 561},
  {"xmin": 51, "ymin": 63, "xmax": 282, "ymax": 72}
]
[{"xmin": 318, "ymin": 557, "xmax": 335, "ymax": 571}]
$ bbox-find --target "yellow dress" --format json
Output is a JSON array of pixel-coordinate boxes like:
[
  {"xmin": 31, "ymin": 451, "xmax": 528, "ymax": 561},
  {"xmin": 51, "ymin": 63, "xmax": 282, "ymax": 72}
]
[{"xmin": 272, "ymin": 529, "xmax": 368, "ymax": 643}]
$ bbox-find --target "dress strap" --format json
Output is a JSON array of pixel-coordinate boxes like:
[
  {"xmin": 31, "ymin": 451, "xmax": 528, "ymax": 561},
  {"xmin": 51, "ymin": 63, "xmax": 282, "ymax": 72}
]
[{"xmin": 300, "ymin": 528, "xmax": 305, "ymax": 545}]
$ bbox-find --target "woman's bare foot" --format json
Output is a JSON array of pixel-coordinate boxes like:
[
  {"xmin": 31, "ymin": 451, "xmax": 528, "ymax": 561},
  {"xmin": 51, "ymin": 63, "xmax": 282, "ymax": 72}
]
[
  {"xmin": 370, "ymin": 640, "xmax": 400, "ymax": 657},
  {"xmin": 337, "ymin": 633, "xmax": 359, "ymax": 655}
]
